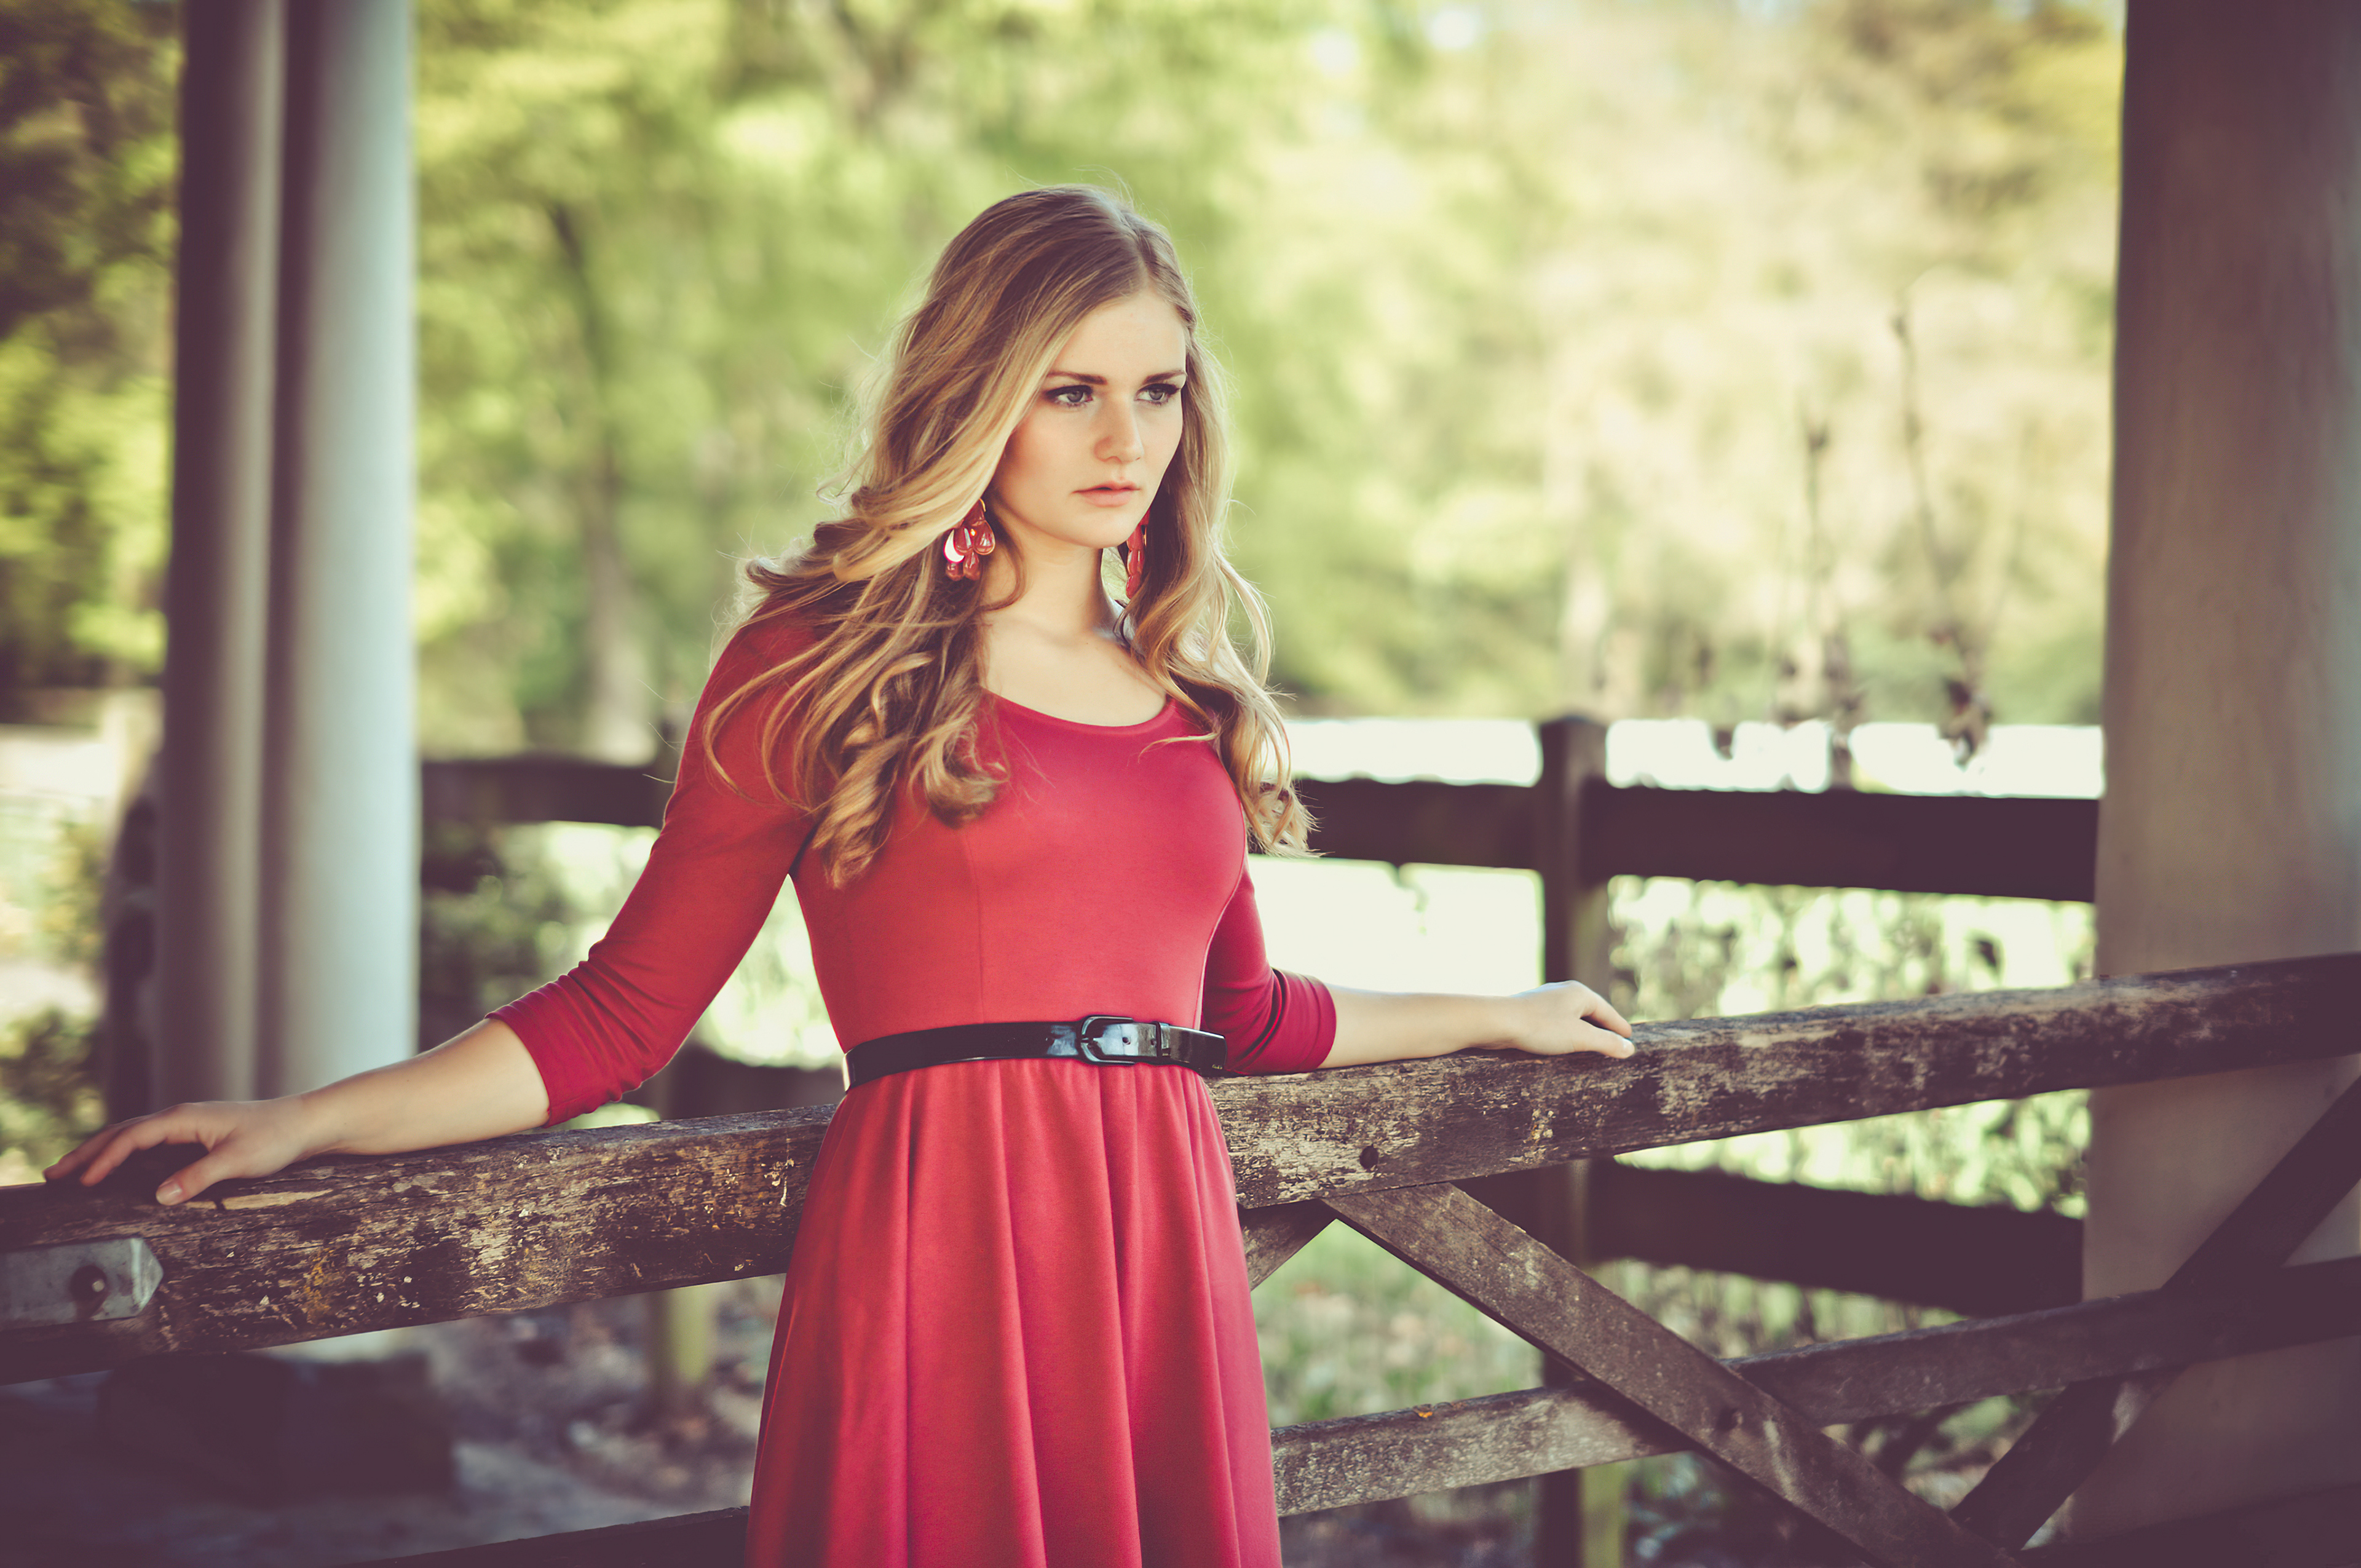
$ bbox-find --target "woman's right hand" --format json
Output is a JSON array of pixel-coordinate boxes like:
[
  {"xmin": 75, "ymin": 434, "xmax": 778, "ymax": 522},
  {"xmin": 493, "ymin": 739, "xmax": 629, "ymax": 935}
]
[{"xmin": 42, "ymin": 1097, "xmax": 323, "ymax": 1206}]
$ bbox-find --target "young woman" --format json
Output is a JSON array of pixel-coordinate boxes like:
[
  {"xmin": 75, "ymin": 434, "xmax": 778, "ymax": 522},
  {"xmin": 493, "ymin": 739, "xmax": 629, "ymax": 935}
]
[{"xmin": 49, "ymin": 185, "xmax": 1633, "ymax": 1567}]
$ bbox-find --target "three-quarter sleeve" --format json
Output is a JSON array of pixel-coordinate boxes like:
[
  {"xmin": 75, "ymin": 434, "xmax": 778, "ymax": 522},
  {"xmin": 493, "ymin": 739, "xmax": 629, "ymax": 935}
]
[
  {"xmin": 1200, "ymin": 863, "xmax": 1335, "ymax": 1075},
  {"xmin": 492, "ymin": 619, "xmax": 813, "ymax": 1123}
]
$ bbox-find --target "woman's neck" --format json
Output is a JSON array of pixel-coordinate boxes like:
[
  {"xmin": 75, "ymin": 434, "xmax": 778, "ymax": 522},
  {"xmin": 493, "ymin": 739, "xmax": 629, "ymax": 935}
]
[
  {"xmin": 976, "ymin": 541, "xmax": 1163, "ymax": 724},
  {"xmin": 983, "ymin": 540, "xmax": 1118, "ymax": 642}
]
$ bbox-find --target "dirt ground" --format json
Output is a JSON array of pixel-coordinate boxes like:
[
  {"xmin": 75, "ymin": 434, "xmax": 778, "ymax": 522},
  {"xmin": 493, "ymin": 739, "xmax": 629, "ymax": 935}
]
[
  {"xmin": 1, "ymin": 1279, "xmax": 1525, "ymax": 1568},
  {"xmin": 1, "ymin": 1283, "xmax": 777, "ymax": 1568}
]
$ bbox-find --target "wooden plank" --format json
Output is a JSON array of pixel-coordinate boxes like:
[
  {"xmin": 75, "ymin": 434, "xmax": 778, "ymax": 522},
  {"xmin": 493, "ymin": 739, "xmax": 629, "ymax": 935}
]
[
  {"xmin": 1271, "ymin": 1252, "xmax": 2361, "ymax": 1513},
  {"xmin": 1325, "ymin": 1182, "xmax": 2019, "ymax": 1567},
  {"xmin": 0, "ymin": 1109, "xmax": 831, "ymax": 1384},
  {"xmin": 348, "ymin": 1508, "xmax": 745, "ymax": 1567},
  {"xmin": 7, "ymin": 954, "xmax": 2352, "ymax": 1379},
  {"xmin": 1589, "ymin": 1161, "xmax": 2081, "ymax": 1316},
  {"xmin": 1591, "ymin": 783, "xmax": 2098, "ymax": 901},
  {"xmin": 1242, "ymin": 1200, "xmax": 1332, "ymax": 1289},
  {"xmin": 1952, "ymin": 1074, "xmax": 2361, "ymax": 1546},
  {"xmin": 421, "ymin": 755, "xmax": 671, "ymax": 830},
  {"xmin": 334, "ymin": 1463, "xmax": 2361, "ymax": 1567},
  {"xmin": 1294, "ymin": 774, "xmax": 2098, "ymax": 902},
  {"xmin": 1276, "ymin": 1384, "xmax": 1663, "ymax": 1515},
  {"xmin": 1294, "ymin": 776, "xmax": 1535, "ymax": 869},
  {"xmin": 424, "ymin": 758, "xmax": 2098, "ymax": 903},
  {"xmin": 1217, "ymin": 952, "xmax": 2361, "ymax": 1209},
  {"xmin": 2019, "ymin": 1481, "xmax": 2361, "ymax": 1568}
]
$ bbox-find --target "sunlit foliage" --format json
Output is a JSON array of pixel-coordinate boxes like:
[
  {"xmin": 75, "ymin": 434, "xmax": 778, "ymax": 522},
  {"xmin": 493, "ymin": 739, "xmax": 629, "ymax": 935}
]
[{"xmin": 0, "ymin": 0, "xmax": 2118, "ymax": 751}]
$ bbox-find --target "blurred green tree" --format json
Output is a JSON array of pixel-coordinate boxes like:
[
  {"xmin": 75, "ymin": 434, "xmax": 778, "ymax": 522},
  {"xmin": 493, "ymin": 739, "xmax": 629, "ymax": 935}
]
[
  {"xmin": 1, "ymin": 0, "xmax": 2119, "ymax": 746},
  {"xmin": 0, "ymin": 0, "xmax": 177, "ymax": 717}
]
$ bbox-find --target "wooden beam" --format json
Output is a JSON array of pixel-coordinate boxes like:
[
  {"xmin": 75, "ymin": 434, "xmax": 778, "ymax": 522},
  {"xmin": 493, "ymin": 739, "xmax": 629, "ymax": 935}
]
[
  {"xmin": 1302, "ymin": 774, "xmax": 2100, "ymax": 902},
  {"xmin": 350, "ymin": 1251, "xmax": 2361, "ymax": 1559},
  {"xmin": 1269, "ymin": 1252, "xmax": 2361, "ymax": 1514},
  {"xmin": 1589, "ymin": 1162, "xmax": 2081, "ymax": 1316},
  {"xmin": 1325, "ymin": 1183, "xmax": 2019, "ymax": 1567},
  {"xmin": 1952, "ymin": 1075, "xmax": 2361, "ymax": 1546},
  {"xmin": 348, "ymin": 1508, "xmax": 746, "ymax": 1567},
  {"xmin": 1293, "ymin": 776, "xmax": 1534, "ymax": 870},
  {"xmin": 1589, "ymin": 783, "xmax": 2097, "ymax": 901},
  {"xmin": 6, "ymin": 955, "xmax": 2355, "ymax": 1381},
  {"xmin": 421, "ymin": 754, "xmax": 669, "ymax": 830},
  {"xmin": 1217, "ymin": 952, "xmax": 2361, "ymax": 1209},
  {"xmin": 469, "ymin": 761, "xmax": 2099, "ymax": 902},
  {"xmin": 1242, "ymin": 1201, "xmax": 1332, "ymax": 1288},
  {"xmin": 337, "ymin": 1474, "xmax": 2361, "ymax": 1568},
  {"xmin": 0, "ymin": 1109, "xmax": 831, "ymax": 1384}
]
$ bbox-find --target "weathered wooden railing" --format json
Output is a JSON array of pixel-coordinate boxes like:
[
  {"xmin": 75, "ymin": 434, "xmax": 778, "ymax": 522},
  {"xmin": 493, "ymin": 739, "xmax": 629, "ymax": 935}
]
[
  {"xmin": 10, "ymin": 952, "xmax": 2360, "ymax": 1566},
  {"xmin": 408, "ymin": 727, "xmax": 2106, "ymax": 1323}
]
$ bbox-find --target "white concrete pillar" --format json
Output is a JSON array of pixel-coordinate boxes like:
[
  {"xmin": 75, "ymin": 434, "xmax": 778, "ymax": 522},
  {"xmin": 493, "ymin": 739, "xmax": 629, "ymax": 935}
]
[
  {"xmin": 157, "ymin": 0, "xmax": 284, "ymax": 1108},
  {"xmin": 2078, "ymin": 0, "xmax": 2361, "ymax": 1536},
  {"xmin": 258, "ymin": 0, "xmax": 417, "ymax": 1095}
]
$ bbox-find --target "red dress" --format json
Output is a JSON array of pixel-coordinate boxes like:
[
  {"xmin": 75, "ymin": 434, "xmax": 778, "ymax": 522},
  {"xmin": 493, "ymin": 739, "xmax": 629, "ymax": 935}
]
[{"xmin": 493, "ymin": 617, "xmax": 1334, "ymax": 1567}]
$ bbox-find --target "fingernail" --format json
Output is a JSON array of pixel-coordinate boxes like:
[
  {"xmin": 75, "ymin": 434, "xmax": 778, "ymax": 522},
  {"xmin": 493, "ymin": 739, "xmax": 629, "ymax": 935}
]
[{"xmin": 157, "ymin": 1182, "xmax": 182, "ymax": 1204}]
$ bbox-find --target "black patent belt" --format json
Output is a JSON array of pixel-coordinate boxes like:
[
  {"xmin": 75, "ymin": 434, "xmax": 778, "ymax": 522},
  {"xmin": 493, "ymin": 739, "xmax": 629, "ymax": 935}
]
[{"xmin": 844, "ymin": 1017, "xmax": 1228, "ymax": 1089}]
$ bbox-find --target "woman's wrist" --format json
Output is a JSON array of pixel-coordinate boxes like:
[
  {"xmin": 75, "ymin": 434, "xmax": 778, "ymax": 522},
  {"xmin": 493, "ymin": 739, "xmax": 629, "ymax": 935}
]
[
  {"xmin": 290, "ymin": 1083, "xmax": 357, "ymax": 1158},
  {"xmin": 1476, "ymin": 991, "xmax": 1535, "ymax": 1051}
]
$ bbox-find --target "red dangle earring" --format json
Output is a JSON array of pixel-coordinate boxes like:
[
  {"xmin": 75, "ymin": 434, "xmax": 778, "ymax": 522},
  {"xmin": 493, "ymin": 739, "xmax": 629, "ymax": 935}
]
[
  {"xmin": 1121, "ymin": 520, "xmax": 1147, "ymax": 600},
  {"xmin": 942, "ymin": 499, "xmax": 997, "ymax": 581}
]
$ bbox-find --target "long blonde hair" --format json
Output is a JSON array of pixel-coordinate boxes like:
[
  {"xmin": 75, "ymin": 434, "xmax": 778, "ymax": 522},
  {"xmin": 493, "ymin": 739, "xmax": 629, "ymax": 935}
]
[{"xmin": 703, "ymin": 185, "xmax": 1310, "ymax": 882}]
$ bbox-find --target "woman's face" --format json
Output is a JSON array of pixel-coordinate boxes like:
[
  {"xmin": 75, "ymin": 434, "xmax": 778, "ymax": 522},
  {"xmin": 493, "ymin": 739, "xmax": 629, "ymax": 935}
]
[{"xmin": 988, "ymin": 289, "xmax": 1188, "ymax": 563}]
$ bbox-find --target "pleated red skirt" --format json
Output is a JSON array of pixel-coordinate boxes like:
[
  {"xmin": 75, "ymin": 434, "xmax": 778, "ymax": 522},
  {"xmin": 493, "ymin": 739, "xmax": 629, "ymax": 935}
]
[{"xmin": 743, "ymin": 1057, "xmax": 1283, "ymax": 1567}]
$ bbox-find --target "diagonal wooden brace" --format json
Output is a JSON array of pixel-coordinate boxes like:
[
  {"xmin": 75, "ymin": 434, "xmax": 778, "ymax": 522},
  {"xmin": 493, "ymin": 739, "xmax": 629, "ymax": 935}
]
[
  {"xmin": 1242, "ymin": 1200, "xmax": 1333, "ymax": 1288},
  {"xmin": 1325, "ymin": 1182, "xmax": 2022, "ymax": 1568},
  {"xmin": 1950, "ymin": 1071, "xmax": 2361, "ymax": 1546}
]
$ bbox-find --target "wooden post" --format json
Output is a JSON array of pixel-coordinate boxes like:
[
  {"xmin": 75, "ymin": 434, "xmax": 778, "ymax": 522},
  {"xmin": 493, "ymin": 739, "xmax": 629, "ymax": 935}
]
[
  {"xmin": 156, "ymin": 0, "xmax": 284, "ymax": 1109},
  {"xmin": 1534, "ymin": 716, "xmax": 1623, "ymax": 1568},
  {"xmin": 644, "ymin": 1283, "xmax": 724, "ymax": 1420},
  {"xmin": 2079, "ymin": 0, "xmax": 2361, "ymax": 1535}
]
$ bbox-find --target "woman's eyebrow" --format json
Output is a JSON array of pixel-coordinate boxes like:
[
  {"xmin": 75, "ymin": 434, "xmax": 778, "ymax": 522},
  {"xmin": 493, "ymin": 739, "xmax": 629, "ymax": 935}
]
[{"xmin": 1042, "ymin": 368, "xmax": 1188, "ymax": 384}]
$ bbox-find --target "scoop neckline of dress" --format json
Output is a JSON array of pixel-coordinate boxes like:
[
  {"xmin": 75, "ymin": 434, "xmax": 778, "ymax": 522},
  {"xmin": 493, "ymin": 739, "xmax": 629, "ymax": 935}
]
[{"xmin": 986, "ymin": 689, "xmax": 1176, "ymax": 733}]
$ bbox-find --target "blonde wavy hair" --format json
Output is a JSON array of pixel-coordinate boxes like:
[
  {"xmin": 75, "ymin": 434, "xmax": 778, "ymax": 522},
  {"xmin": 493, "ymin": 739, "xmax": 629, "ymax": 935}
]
[{"xmin": 702, "ymin": 184, "xmax": 1311, "ymax": 882}]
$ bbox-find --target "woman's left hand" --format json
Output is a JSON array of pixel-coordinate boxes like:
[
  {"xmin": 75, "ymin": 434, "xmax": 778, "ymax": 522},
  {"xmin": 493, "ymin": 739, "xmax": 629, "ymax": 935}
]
[{"xmin": 1484, "ymin": 981, "xmax": 1635, "ymax": 1059}]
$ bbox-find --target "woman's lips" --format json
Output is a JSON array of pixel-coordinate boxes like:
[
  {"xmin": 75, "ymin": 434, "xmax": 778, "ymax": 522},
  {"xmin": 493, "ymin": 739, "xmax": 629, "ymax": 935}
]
[{"xmin": 1078, "ymin": 484, "xmax": 1140, "ymax": 508}]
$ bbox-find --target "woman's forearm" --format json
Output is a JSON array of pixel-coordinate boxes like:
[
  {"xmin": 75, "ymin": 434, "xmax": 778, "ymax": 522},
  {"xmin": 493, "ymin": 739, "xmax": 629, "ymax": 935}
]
[
  {"xmin": 298, "ymin": 1018, "xmax": 551, "ymax": 1156},
  {"xmin": 1319, "ymin": 982, "xmax": 1634, "ymax": 1070}
]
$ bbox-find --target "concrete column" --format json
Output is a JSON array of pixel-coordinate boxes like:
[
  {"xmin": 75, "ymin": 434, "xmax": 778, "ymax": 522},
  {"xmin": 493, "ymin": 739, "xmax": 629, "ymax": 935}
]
[
  {"xmin": 259, "ymin": 0, "xmax": 417, "ymax": 1095},
  {"xmin": 157, "ymin": 0, "xmax": 285, "ymax": 1108},
  {"xmin": 2078, "ymin": 0, "xmax": 2361, "ymax": 1536}
]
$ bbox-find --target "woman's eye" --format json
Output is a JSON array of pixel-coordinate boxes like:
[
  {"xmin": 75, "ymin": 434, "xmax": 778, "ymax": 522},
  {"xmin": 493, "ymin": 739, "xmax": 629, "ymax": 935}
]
[
  {"xmin": 1140, "ymin": 383, "xmax": 1182, "ymax": 406},
  {"xmin": 1047, "ymin": 385, "xmax": 1091, "ymax": 408}
]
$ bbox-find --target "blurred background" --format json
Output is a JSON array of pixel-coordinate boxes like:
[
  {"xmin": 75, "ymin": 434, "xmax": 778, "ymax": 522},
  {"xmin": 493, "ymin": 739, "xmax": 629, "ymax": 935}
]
[{"xmin": 1, "ymin": 1, "xmax": 2121, "ymax": 1564}]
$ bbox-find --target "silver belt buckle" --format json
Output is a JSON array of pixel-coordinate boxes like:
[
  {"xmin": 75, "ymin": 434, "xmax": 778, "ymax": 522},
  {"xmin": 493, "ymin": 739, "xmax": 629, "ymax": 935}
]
[{"xmin": 1075, "ymin": 1015, "xmax": 1170, "ymax": 1064}]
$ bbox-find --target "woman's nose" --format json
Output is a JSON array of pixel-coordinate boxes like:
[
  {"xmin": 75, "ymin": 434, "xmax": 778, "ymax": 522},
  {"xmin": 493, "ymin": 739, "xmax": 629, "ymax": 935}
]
[{"xmin": 1096, "ymin": 403, "xmax": 1144, "ymax": 463}]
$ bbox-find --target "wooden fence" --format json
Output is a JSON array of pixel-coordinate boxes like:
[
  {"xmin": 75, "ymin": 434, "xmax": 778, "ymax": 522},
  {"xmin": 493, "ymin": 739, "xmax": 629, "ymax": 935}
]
[
  {"xmin": 413, "ymin": 720, "xmax": 2102, "ymax": 1321},
  {"xmin": 16, "ymin": 727, "xmax": 2357, "ymax": 1564},
  {"xmin": 6, "ymin": 955, "xmax": 2360, "ymax": 1565}
]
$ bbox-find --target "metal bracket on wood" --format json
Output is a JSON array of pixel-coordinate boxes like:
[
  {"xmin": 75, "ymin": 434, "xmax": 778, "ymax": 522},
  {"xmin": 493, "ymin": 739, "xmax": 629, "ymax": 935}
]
[{"xmin": 0, "ymin": 1237, "xmax": 165, "ymax": 1328}]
